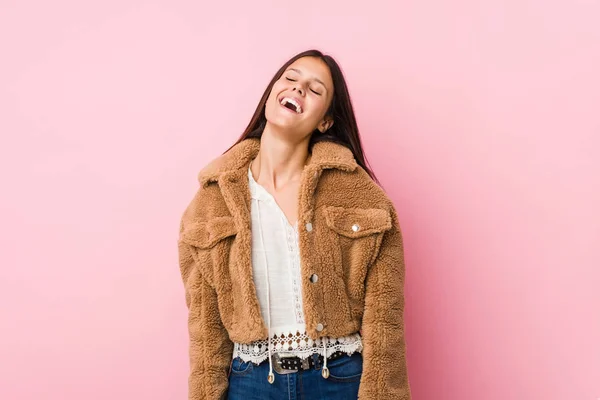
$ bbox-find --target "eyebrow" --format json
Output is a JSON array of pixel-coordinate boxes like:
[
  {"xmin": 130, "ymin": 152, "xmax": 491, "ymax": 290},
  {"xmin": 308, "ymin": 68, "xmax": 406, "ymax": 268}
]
[{"xmin": 286, "ymin": 68, "xmax": 328, "ymax": 90}]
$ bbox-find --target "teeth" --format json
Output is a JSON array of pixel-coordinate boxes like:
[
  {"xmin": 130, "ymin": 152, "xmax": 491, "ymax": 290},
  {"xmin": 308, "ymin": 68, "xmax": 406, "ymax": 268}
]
[{"xmin": 280, "ymin": 97, "xmax": 302, "ymax": 114}]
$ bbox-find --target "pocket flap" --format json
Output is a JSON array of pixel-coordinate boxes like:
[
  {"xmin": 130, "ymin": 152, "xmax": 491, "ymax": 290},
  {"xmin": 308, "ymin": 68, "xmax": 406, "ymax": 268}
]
[
  {"xmin": 179, "ymin": 216, "xmax": 238, "ymax": 249},
  {"xmin": 324, "ymin": 206, "xmax": 392, "ymax": 239}
]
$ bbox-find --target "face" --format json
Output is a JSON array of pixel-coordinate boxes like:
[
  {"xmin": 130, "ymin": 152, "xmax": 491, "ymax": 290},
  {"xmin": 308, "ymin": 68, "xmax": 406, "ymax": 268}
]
[{"xmin": 264, "ymin": 56, "xmax": 335, "ymax": 139}]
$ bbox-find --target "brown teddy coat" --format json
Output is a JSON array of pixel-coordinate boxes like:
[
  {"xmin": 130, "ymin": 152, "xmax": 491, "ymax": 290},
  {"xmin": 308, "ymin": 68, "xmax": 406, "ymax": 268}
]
[{"xmin": 178, "ymin": 137, "xmax": 411, "ymax": 399}]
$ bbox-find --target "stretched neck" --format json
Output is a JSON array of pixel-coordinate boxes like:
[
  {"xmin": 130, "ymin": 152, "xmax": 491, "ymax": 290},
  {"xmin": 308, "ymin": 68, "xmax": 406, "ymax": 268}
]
[{"xmin": 250, "ymin": 128, "xmax": 310, "ymax": 191}]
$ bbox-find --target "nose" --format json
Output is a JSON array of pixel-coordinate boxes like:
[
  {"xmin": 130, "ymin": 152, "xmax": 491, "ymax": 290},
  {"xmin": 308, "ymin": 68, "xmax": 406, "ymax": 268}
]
[{"xmin": 292, "ymin": 86, "xmax": 304, "ymax": 96}]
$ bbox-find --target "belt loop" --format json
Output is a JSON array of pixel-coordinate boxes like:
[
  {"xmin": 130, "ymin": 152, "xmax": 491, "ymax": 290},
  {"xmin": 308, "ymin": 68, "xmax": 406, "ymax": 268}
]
[{"xmin": 313, "ymin": 352, "xmax": 321, "ymax": 370}]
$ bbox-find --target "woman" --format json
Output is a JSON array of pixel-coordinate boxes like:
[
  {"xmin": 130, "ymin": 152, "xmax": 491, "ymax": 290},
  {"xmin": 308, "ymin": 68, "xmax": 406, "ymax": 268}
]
[{"xmin": 178, "ymin": 49, "xmax": 411, "ymax": 399}]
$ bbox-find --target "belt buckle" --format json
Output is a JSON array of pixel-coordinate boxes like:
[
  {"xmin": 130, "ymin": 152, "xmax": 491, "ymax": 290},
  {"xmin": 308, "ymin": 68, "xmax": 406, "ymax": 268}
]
[{"xmin": 272, "ymin": 353, "xmax": 298, "ymax": 375}]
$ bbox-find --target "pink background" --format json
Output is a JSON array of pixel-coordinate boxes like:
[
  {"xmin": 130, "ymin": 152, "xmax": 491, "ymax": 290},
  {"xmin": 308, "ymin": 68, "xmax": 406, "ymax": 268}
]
[{"xmin": 1, "ymin": 1, "xmax": 598, "ymax": 399}]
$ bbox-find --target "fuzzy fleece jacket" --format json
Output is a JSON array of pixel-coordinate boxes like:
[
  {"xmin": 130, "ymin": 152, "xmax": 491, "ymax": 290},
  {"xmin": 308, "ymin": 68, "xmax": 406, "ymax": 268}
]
[{"xmin": 178, "ymin": 137, "xmax": 411, "ymax": 399}]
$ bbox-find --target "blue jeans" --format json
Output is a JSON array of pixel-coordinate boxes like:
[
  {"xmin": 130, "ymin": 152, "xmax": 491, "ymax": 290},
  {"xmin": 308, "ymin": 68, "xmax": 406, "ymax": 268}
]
[{"xmin": 227, "ymin": 351, "xmax": 363, "ymax": 399}]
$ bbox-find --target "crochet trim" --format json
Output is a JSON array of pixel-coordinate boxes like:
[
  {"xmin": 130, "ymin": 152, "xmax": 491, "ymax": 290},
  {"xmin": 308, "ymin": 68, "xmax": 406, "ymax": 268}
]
[{"xmin": 233, "ymin": 331, "xmax": 363, "ymax": 364}]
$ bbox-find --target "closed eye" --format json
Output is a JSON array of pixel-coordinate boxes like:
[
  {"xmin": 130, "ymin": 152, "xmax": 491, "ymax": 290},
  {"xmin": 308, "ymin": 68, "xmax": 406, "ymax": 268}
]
[{"xmin": 310, "ymin": 89, "xmax": 321, "ymax": 96}]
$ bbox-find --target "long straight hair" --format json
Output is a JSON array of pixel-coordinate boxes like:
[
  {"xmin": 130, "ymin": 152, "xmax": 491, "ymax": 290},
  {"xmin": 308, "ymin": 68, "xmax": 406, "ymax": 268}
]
[{"xmin": 226, "ymin": 49, "xmax": 380, "ymax": 186}]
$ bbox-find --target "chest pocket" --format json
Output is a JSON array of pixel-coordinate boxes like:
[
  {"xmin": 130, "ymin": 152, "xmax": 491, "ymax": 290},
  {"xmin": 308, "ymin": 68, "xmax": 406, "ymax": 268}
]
[
  {"xmin": 179, "ymin": 216, "xmax": 238, "ymax": 249},
  {"xmin": 179, "ymin": 216, "xmax": 238, "ymax": 288},
  {"xmin": 323, "ymin": 206, "xmax": 392, "ymax": 282},
  {"xmin": 323, "ymin": 206, "xmax": 392, "ymax": 239}
]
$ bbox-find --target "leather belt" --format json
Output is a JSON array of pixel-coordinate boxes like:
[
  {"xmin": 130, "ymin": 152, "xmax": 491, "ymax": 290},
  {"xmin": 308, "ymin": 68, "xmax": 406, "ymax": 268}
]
[{"xmin": 271, "ymin": 350, "xmax": 346, "ymax": 374}]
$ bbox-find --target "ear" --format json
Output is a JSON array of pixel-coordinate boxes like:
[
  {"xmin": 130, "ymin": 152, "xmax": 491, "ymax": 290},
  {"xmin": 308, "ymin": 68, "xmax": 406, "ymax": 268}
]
[{"xmin": 318, "ymin": 116, "xmax": 334, "ymax": 133}]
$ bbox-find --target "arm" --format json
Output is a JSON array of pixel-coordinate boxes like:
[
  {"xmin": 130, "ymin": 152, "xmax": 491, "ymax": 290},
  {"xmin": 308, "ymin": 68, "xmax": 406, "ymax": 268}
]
[
  {"xmin": 178, "ymin": 220, "xmax": 233, "ymax": 400},
  {"xmin": 358, "ymin": 206, "xmax": 411, "ymax": 399}
]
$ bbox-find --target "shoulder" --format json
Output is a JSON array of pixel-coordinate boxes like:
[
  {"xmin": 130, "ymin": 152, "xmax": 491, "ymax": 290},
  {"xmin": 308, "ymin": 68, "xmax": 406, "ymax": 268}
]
[
  {"xmin": 181, "ymin": 156, "xmax": 232, "ymax": 227},
  {"xmin": 196, "ymin": 151, "xmax": 230, "ymax": 186},
  {"xmin": 318, "ymin": 164, "xmax": 395, "ymax": 213}
]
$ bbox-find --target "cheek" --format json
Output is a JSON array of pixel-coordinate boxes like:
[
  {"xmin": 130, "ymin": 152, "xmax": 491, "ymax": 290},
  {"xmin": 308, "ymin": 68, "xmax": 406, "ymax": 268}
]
[
  {"xmin": 307, "ymin": 98, "xmax": 328, "ymax": 118},
  {"xmin": 267, "ymin": 82, "xmax": 285, "ymax": 105},
  {"xmin": 270, "ymin": 80, "xmax": 285, "ymax": 96},
  {"xmin": 264, "ymin": 93, "xmax": 278, "ymax": 114},
  {"xmin": 264, "ymin": 90, "xmax": 282, "ymax": 120}
]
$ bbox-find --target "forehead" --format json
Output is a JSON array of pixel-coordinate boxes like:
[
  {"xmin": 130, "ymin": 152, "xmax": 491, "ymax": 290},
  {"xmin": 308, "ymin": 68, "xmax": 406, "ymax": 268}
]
[{"xmin": 286, "ymin": 57, "xmax": 333, "ymax": 89}]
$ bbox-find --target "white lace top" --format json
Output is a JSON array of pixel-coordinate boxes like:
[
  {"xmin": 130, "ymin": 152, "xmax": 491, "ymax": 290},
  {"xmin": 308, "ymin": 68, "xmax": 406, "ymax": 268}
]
[{"xmin": 231, "ymin": 164, "xmax": 363, "ymax": 366}]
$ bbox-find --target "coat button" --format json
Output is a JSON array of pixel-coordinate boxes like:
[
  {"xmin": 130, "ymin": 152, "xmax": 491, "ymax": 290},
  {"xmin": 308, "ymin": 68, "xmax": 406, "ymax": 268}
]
[
  {"xmin": 305, "ymin": 222, "xmax": 313, "ymax": 232},
  {"xmin": 310, "ymin": 274, "xmax": 318, "ymax": 283},
  {"xmin": 351, "ymin": 224, "xmax": 360, "ymax": 232},
  {"xmin": 316, "ymin": 323, "xmax": 324, "ymax": 332}
]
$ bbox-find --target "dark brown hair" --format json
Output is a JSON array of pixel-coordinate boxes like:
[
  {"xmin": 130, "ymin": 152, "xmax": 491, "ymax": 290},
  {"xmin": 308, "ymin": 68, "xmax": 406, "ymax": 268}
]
[{"xmin": 227, "ymin": 49, "xmax": 380, "ymax": 185}]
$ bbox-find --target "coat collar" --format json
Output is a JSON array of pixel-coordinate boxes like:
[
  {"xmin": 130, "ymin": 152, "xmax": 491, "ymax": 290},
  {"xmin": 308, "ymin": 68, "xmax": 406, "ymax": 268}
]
[{"xmin": 198, "ymin": 137, "xmax": 358, "ymax": 187}]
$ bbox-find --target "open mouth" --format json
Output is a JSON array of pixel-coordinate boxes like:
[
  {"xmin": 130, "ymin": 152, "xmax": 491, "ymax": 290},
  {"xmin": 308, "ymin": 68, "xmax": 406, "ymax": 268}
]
[{"xmin": 279, "ymin": 96, "xmax": 303, "ymax": 114}]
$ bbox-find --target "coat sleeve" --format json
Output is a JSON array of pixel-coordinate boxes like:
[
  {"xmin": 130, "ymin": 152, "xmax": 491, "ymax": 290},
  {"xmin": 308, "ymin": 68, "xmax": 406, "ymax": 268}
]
[
  {"xmin": 178, "ymin": 218, "xmax": 234, "ymax": 400},
  {"xmin": 358, "ymin": 205, "xmax": 411, "ymax": 399}
]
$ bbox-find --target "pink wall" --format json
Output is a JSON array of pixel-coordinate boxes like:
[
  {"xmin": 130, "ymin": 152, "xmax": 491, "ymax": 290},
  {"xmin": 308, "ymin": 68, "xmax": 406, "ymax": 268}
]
[{"xmin": 1, "ymin": 1, "xmax": 598, "ymax": 399}]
